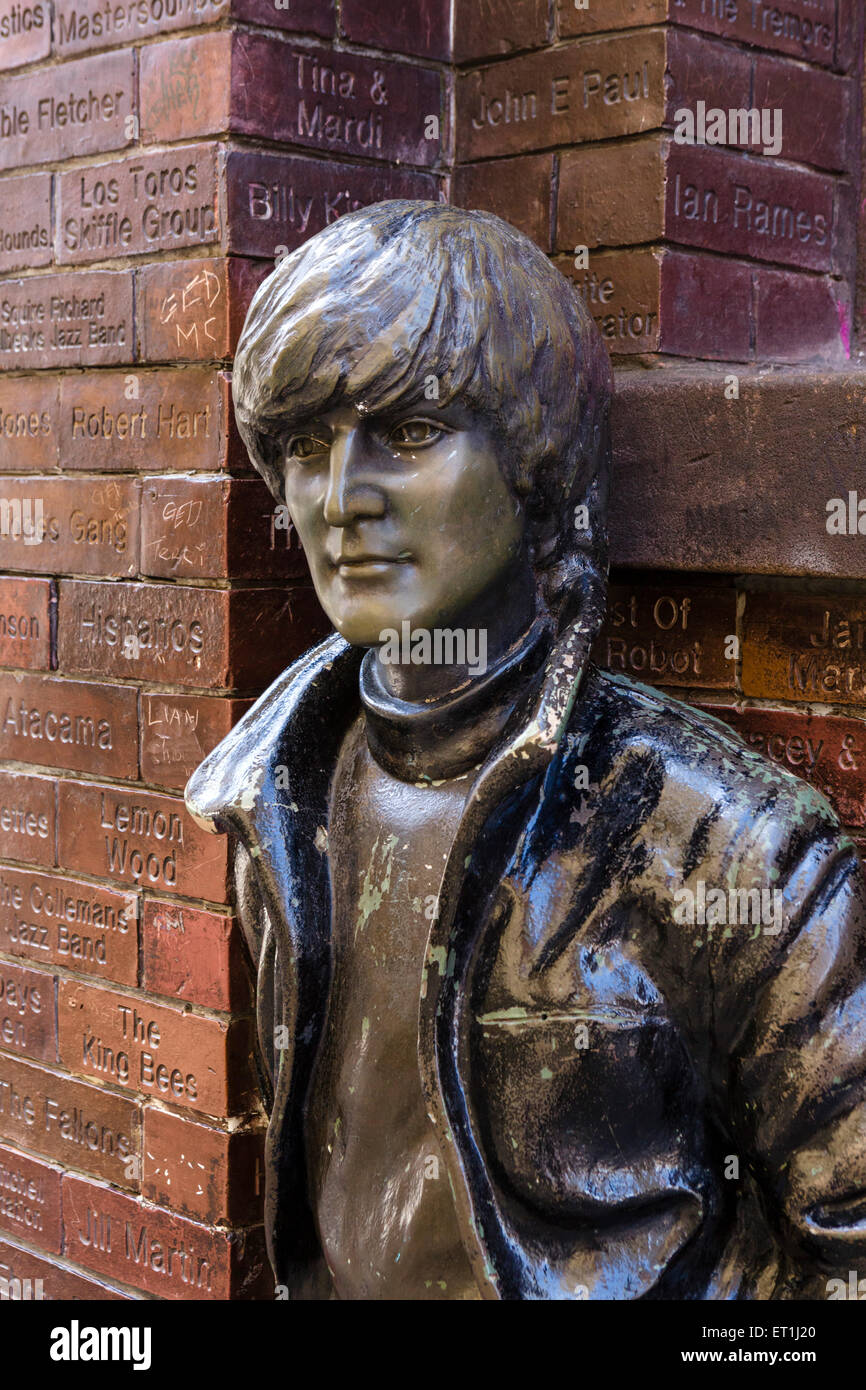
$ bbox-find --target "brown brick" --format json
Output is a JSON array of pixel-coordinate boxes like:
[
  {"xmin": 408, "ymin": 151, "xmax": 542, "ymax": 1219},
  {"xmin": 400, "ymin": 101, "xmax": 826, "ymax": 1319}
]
[
  {"xmin": 58, "ymin": 578, "xmax": 328, "ymax": 689},
  {"xmin": 455, "ymin": 0, "xmax": 549, "ymax": 62},
  {"xmin": 140, "ymin": 475, "xmax": 307, "ymax": 580},
  {"xmin": 143, "ymin": 1107, "xmax": 264, "ymax": 1226},
  {"xmin": 700, "ymin": 704, "xmax": 866, "ymax": 827},
  {"xmin": 142, "ymin": 899, "xmax": 251, "ymax": 1012},
  {"xmin": 0, "ymin": 50, "xmax": 134, "ymax": 172},
  {"xmin": 0, "ymin": 1053, "xmax": 139, "ymax": 1185},
  {"xmin": 57, "ymin": 779, "xmax": 230, "ymax": 902},
  {"xmin": 556, "ymin": 246, "xmax": 754, "ymax": 360},
  {"xmin": 0, "ymin": 0, "xmax": 50, "ymax": 69},
  {"xmin": 456, "ymin": 30, "xmax": 665, "ymax": 161},
  {"xmin": 610, "ymin": 364, "xmax": 866, "ymax": 577},
  {"xmin": 0, "ymin": 172, "xmax": 51, "ymax": 273},
  {"xmin": 0, "ymin": 961, "xmax": 55, "ymax": 1064},
  {"xmin": 0, "ymin": 270, "xmax": 133, "ymax": 371},
  {"xmin": 0, "ymin": 1142, "xmax": 61, "ymax": 1254},
  {"xmin": 0, "ymin": 577, "xmax": 52, "ymax": 670},
  {"xmin": 139, "ymin": 30, "xmax": 232, "ymax": 143},
  {"xmin": 452, "ymin": 153, "xmax": 553, "ymax": 249},
  {"xmin": 742, "ymin": 592, "xmax": 866, "ymax": 705},
  {"xmin": 594, "ymin": 583, "xmax": 737, "ymax": 688},
  {"xmin": 140, "ymin": 692, "xmax": 252, "ymax": 791},
  {"xmin": 224, "ymin": 148, "xmax": 441, "ymax": 258},
  {"xmin": 229, "ymin": 33, "xmax": 444, "ymax": 167},
  {"xmin": 136, "ymin": 256, "xmax": 269, "ymax": 364},
  {"xmin": 0, "ymin": 674, "xmax": 138, "ymax": 779},
  {"xmin": 0, "ymin": 769, "xmax": 55, "ymax": 868},
  {"xmin": 56, "ymin": 144, "xmax": 219, "ymax": 265},
  {"xmin": 556, "ymin": 0, "xmax": 837, "ymax": 68},
  {"xmin": 58, "ymin": 978, "xmax": 254, "ymax": 1117},
  {"xmin": 0, "ymin": 376, "xmax": 58, "ymax": 470},
  {"xmin": 558, "ymin": 136, "xmax": 836, "ymax": 273},
  {"xmin": 59, "ymin": 369, "xmax": 232, "ymax": 474},
  {"xmin": 0, "ymin": 866, "xmax": 137, "ymax": 987},
  {"xmin": 0, "ymin": 477, "xmax": 139, "ymax": 577},
  {"xmin": 62, "ymin": 1174, "xmax": 271, "ymax": 1298},
  {"xmin": 0, "ymin": 1234, "xmax": 132, "ymax": 1298},
  {"xmin": 754, "ymin": 266, "xmax": 848, "ymax": 363}
]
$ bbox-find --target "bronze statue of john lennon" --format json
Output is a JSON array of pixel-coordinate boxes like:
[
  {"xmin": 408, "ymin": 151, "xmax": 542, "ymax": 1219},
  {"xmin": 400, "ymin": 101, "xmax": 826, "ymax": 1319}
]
[{"xmin": 186, "ymin": 202, "xmax": 866, "ymax": 1301}]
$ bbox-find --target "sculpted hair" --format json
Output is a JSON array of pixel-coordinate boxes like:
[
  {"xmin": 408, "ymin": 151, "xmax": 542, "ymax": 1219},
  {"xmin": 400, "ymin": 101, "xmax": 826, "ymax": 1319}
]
[{"xmin": 232, "ymin": 200, "xmax": 611, "ymax": 632}]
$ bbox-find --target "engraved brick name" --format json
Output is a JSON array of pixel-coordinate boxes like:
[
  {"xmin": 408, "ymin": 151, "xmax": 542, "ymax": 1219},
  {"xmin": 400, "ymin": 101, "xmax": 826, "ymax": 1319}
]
[
  {"xmin": 0, "ymin": 865, "xmax": 137, "ymax": 985},
  {"xmin": 0, "ymin": 674, "xmax": 138, "ymax": 778},
  {"xmin": 0, "ymin": 577, "xmax": 52, "ymax": 670},
  {"xmin": 595, "ymin": 584, "xmax": 737, "ymax": 688},
  {"xmin": 0, "ymin": 50, "xmax": 134, "ymax": 171},
  {"xmin": 0, "ymin": 270, "xmax": 133, "ymax": 370}
]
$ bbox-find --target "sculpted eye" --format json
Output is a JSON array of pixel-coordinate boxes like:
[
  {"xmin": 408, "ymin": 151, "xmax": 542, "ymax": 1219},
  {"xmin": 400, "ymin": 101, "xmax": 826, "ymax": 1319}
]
[
  {"xmin": 287, "ymin": 434, "xmax": 329, "ymax": 462},
  {"xmin": 388, "ymin": 420, "xmax": 443, "ymax": 449}
]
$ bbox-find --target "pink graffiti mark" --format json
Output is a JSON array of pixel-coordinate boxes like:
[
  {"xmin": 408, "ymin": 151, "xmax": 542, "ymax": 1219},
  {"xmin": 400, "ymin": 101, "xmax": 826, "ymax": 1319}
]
[{"xmin": 836, "ymin": 300, "xmax": 851, "ymax": 359}]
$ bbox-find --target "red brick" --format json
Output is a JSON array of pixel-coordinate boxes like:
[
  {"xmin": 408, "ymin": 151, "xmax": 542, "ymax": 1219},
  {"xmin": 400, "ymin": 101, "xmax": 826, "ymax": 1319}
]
[
  {"xmin": 700, "ymin": 704, "xmax": 866, "ymax": 827},
  {"xmin": 62, "ymin": 1173, "xmax": 271, "ymax": 1298},
  {"xmin": 139, "ymin": 30, "xmax": 232, "ymax": 144},
  {"xmin": 0, "ymin": 1142, "xmax": 61, "ymax": 1254},
  {"xmin": 58, "ymin": 578, "xmax": 328, "ymax": 689},
  {"xmin": 56, "ymin": 779, "xmax": 231, "ymax": 902},
  {"xmin": 0, "ymin": 376, "xmax": 58, "ymax": 470},
  {"xmin": 224, "ymin": 148, "xmax": 441, "ymax": 259},
  {"xmin": 143, "ymin": 1107, "xmax": 264, "ymax": 1225},
  {"xmin": 456, "ymin": 30, "xmax": 666, "ymax": 161},
  {"xmin": 56, "ymin": 144, "xmax": 220, "ymax": 265},
  {"xmin": 0, "ymin": 961, "xmax": 55, "ymax": 1064},
  {"xmin": 0, "ymin": 477, "xmax": 139, "ymax": 577},
  {"xmin": 139, "ymin": 692, "xmax": 252, "ymax": 791},
  {"xmin": 136, "ymin": 256, "xmax": 269, "ymax": 363},
  {"xmin": 0, "ymin": 1234, "xmax": 132, "ymax": 1298},
  {"xmin": 0, "ymin": 269, "xmax": 133, "ymax": 371},
  {"xmin": 59, "ymin": 369, "xmax": 233, "ymax": 474},
  {"xmin": 0, "ymin": 172, "xmax": 51, "ymax": 274},
  {"xmin": 231, "ymin": 0, "xmax": 334, "ymax": 35},
  {"xmin": 754, "ymin": 54, "xmax": 855, "ymax": 172},
  {"xmin": 0, "ymin": 0, "xmax": 50, "ymax": 68},
  {"xmin": 754, "ymin": 266, "xmax": 848, "ymax": 363},
  {"xmin": 0, "ymin": 866, "xmax": 137, "ymax": 987},
  {"xmin": 742, "ymin": 592, "xmax": 866, "ymax": 705},
  {"xmin": 0, "ymin": 1053, "xmax": 139, "ymax": 1186},
  {"xmin": 0, "ymin": 50, "xmax": 134, "ymax": 172},
  {"xmin": 58, "ymin": 978, "xmax": 255, "ymax": 1117},
  {"xmin": 229, "ymin": 33, "xmax": 444, "ymax": 168},
  {"xmin": 340, "ymin": 0, "xmax": 450, "ymax": 59},
  {"xmin": 594, "ymin": 583, "xmax": 737, "ymax": 688},
  {"xmin": 54, "ymin": 0, "xmax": 225, "ymax": 55},
  {"xmin": 142, "ymin": 899, "xmax": 251, "ymax": 1012},
  {"xmin": 140, "ymin": 475, "xmax": 307, "ymax": 580},
  {"xmin": 452, "ymin": 153, "xmax": 553, "ymax": 249},
  {"xmin": 0, "ymin": 674, "xmax": 138, "ymax": 779},
  {"xmin": 0, "ymin": 769, "xmax": 55, "ymax": 868},
  {"xmin": 0, "ymin": 577, "xmax": 52, "ymax": 670}
]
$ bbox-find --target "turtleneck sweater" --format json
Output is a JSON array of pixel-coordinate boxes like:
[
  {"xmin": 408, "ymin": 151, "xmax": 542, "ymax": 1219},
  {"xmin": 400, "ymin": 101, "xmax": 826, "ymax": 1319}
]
[{"xmin": 304, "ymin": 617, "xmax": 552, "ymax": 1300}]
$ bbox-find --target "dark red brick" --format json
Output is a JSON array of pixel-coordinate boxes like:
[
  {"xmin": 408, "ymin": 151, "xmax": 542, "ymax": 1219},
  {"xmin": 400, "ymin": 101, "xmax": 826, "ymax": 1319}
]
[
  {"xmin": 139, "ymin": 692, "xmax": 252, "ymax": 791},
  {"xmin": 340, "ymin": 0, "xmax": 450, "ymax": 59},
  {"xmin": 0, "ymin": 769, "xmax": 55, "ymax": 868},
  {"xmin": 56, "ymin": 779, "xmax": 231, "ymax": 902},
  {"xmin": 0, "ymin": 674, "xmax": 137, "ymax": 779},
  {"xmin": 452, "ymin": 153, "xmax": 553, "ymax": 249},
  {"xmin": 0, "ymin": 477, "xmax": 139, "ymax": 577},
  {"xmin": 62, "ymin": 1173, "xmax": 271, "ymax": 1298},
  {"xmin": 753, "ymin": 54, "xmax": 855, "ymax": 172},
  {"xmin": 231, "ymin": 0, "xmax": 334, "ymax": 36},
  {"xmin": 0, "ymin": 577, "xmax": 52, "ymax": 670},
  {"xmin": 140, "ymin": 475, "xmax": 307, "ymax": 581},
  {"xmin": 0, "ymin": 50, "xmax": 134, "ymax": 172},
  {"xmin": 754, "ymin": 266, "xmax": 848, "ymax": 363},
  {"xmin": 0, "ymin": 961, "xmax": 55, "ymax": 1064},
  {"xmin": 0, "ymin": 1053, "xmax": 139, "ymax": 1186},
  {"xmin": 0, "ymin": 866, "xmax": 138, "ymax": 987},
  {"xmin": 142, "ymin": 898, "xmax": 251, "ymax": 1011},
  {"xmin": 0, "ymin": 1142, "xmax": 61, "ymax": 1254},
  {"xmin": 143, "ymin": 1107, "xmax": 264, "ymax": 1226},
  {"xmin": 0, "ymin": 270, "xmax": 133, "ymax": 371},
  {"xmin": 58, "ymin": 978, "xmax": 255, "ymax": 1117},
  {"xmin": 225, "ymin": 148, "xmax": 441, "ymax": 259}
]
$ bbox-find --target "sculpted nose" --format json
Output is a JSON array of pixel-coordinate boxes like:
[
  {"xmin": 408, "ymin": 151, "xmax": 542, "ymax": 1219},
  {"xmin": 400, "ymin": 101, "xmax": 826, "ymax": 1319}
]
[{"xmin": 322, "ymin": 428, "xmax": 386, "ymax": 526}]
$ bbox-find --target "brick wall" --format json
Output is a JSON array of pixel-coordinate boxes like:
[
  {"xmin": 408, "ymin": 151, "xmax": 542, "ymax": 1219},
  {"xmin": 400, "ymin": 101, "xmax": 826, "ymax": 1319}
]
[{"xmin": 0, "ymin": 0, "xmax": 863, "ymax": 1300}]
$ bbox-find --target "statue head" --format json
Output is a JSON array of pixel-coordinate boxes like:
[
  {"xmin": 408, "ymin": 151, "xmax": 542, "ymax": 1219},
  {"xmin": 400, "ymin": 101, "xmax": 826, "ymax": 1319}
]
[{"xmin": 232, "ymin": 201, "xmax": 612, "ymax": 670}]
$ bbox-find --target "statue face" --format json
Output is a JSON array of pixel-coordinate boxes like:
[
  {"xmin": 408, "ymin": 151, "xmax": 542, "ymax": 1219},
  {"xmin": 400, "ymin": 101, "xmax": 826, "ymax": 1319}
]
[{"xmin": 281, "ymin": 399, "xmax": 529, "ymax": 648}]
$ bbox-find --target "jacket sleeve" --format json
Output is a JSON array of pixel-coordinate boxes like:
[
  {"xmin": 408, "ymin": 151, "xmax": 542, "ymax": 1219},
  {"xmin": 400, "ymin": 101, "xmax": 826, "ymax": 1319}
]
[
  {"xmin": 234, "ymin": 839, "xmax": 278, "ymax": 1105},
  {"xmin": 718, "ymin": 814, "xmax": 866, "ymax": 1297}
]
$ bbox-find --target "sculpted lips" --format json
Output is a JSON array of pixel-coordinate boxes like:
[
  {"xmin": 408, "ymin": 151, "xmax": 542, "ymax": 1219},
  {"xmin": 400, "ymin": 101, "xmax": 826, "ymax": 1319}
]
[{"xmin": 330, "ymin": 551, "xmax": 412, "ymax": 577}]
